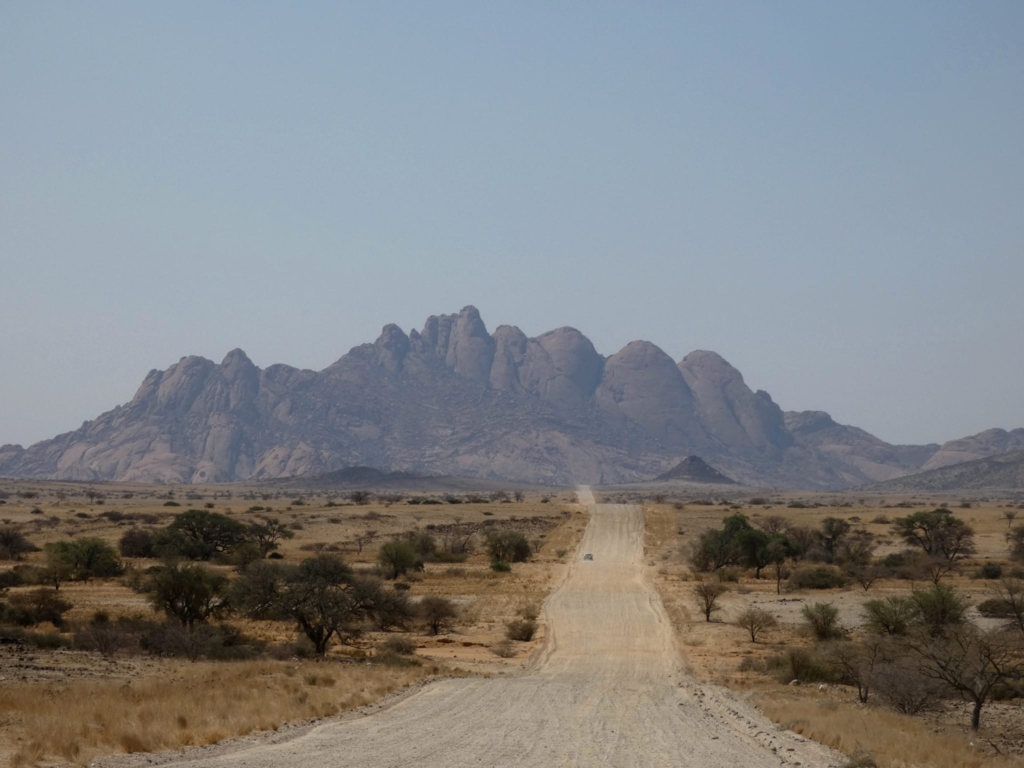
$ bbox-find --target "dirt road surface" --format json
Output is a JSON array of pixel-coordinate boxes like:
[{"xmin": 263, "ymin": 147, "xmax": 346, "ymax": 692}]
[{"xmin": 105, "ymin": 488, "xmax": 839, "ymax": 768}]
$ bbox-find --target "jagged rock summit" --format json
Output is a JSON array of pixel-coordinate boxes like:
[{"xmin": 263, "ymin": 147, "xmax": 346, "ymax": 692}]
[
  {"xmin": 653, "ymin": 456, "xmax": 736, "ymax": 485},
  {"xmin": 0, "ymin": 305, "xmax": 1018, "ymax": 489}
]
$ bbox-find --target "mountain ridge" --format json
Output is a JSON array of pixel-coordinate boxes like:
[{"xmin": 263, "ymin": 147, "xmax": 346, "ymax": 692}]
[
  {"xmin": 0, "ymin": 306, "xmax": 1018, "ymax": 489},
  {"xmin": 865, "ymin": 449, "xmax": 1024, "ymax": 492}
]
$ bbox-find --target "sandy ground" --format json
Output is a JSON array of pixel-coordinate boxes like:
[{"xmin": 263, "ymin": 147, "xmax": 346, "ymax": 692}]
[{"xmin": 96, "ymin": 488, "xmax": 841, "ymax": 768}]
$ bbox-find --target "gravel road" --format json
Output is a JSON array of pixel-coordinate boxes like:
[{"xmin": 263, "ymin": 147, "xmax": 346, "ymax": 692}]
[{"xmin": 104, "ymin": 488, "xmax": 840, "ymax": 768}]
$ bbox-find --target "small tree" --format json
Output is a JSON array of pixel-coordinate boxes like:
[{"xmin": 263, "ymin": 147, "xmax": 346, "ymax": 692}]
[
  {"xmin": 907, "ymin": 626, "xmax": 1024, "ymax": 730},
  {"xmin": 420, "ymin": 595, "xmax": 457, "ymax": 635},
  {"xmin": 150, "ymin": 562, "xmax": 229, "ymax": 629},
  {"xmin": 758, "ymin": 515, "xmax": 788, "ymax": 535},
  {"xmin": 349, "ymin": 490, "xmax": 372, "ymax": 505},
  {"xmin": 838, "ymin": 529, "xmax": 875, "ymax": 567},
  {"xmin": 355, "ymin": 529, "xmax": 378, "ymax": 554},
  {"xmin": 513, "ymin": 491, "xmax": 524, "ymax": 503},
  {"xmin": 736, "ymin": 607, "xmax": 777, "ymax": 642},
  {"xmin": 378, "ymin": 540, "xmax": 417, "ymax": 580},
  {"xmin": 850, "ymin": 565, "xmax": 882, "ymax": 592},
  {"xmin": 1003, "ymin": 510, "xmax": 1018, "ymax": 530},
  {"xmin": 802, "ymin": 602, "xmax": 843, "ymax": 640},
  {"xmin": 693, "ymin": 580, "xmax": 728, "ymax": 622},
  {"xmin": 824, "ymin": 635, "xmax": 888, "ymax": 703}
]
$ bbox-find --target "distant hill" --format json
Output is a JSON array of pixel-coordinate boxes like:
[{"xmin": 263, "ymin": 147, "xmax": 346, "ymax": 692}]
[
  {"xmin": 866, "ymin": 450, "xmax": 1024, "ymax": 492},
  {"xmin": 918, "ymin": 428, "xmax": 1024, "ymax": 472},
  {"xmin": 653, "ymin": 456, "xmax": 736, "ymax": 484}
]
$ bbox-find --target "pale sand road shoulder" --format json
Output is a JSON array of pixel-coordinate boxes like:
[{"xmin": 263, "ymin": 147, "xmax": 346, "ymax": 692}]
[{"xmin": 98, "ymin": 488, "xmax": 841, "ymax": 768}]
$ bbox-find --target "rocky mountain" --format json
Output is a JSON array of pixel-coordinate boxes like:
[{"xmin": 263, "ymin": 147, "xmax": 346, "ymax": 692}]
[
  {"xmin": 653, "ymin": 456, "xmax": 736, "ymax": 484},
  {"xmin": 0, "ymin": 306, "xmax": 1018, "ymax": 489},
  {"xmin": 866, "ymin": 450, "xmax": 1024, "ymax": 492}
]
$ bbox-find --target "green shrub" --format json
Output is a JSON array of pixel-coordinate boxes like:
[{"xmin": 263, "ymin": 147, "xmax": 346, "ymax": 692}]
[
  {"xmin": 3, "ymin": 588, "xmax": 73, "ymax": 628},
  {"xmin": 802, "ymin": 602, "xmax": 844, "ymax": 640},
  {"xmin": 485, "ymin": 531, "xmax": 531, "ymax": 563},
  {"xmin": 977, "ymin": 598, "xmax": 1013, "ymax": 618},
  {"xmin": 153, "ymin": 510, "xmax": 249, "ymax": 561},
  {"xmin": 119, "ymin": 528, "xmax": 155, "ymax": 558},
  {"xmin": 45, "ymin": 538, "xmax": 123, "ymax": 582},
  {"xmin": 911, "ymin": 583, "xmax": 968, "ymax": 636},
  {"xmin": 863, "ymin": 596, "xmax": 916, "ymax": 636},
  {"xmin": 491, "ymin": 559, "xmax": 511, "ymax": 572},
  {"xmin": 378, "ymin": 540, "xmax": 417, "ymax": 580}
]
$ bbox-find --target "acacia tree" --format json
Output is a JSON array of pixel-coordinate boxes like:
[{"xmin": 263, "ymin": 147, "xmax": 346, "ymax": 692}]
[
  {"xmin": 691, "ymin": 514, "xmax": 751, "ymax": 572},
  {"xmin": 150, "ymin": 562, "xmax": 229, "ymax": 629},
  {"xmin": 378, "ymin": 540, "xmax": 417, "ymax": 579},
  {"xmin": 907, "ymin": 626, "xmax": 1024, "ymax": 730},
  {"xmin": 154, "ymin": 510, "xmax": 249, "ymax": 560},
  {"xmin": 892, "ymin": 510, "xmax": 975, "ymax": 563},
  {"xmin": 283, "ymin": 555, "xmax": 372, "ymax": 656},
  {"xmin": 819, "ymin": 517, "xmax": 851, "ymax": 562},
  {"xmin": 247, "ymin": 518, "xmax": 294, "ymax": 558},
  {"xmin": 45, "ymin": 538, "xmax": 122, "ymax": 582}
]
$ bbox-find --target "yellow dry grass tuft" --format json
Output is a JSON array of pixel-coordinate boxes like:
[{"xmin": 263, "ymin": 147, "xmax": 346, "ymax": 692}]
[
  {"xmin": 1, "ymin": 660, "xmax": 433, "ymax": 767},
  {"xmin": 755, "ymin": 694, "xmax": 1020, "ymax": 768}
]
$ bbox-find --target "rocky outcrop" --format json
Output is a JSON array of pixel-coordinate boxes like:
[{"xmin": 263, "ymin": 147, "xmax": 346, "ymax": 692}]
[
  {"xmin": 1, "ymin": 305, "xmax": 1015, "ymax": 489},
  {"xmin": 678, "ymin": 351, "xmax": 791, "ymax": 455},
  {"xmin": 597, "ymin": 341, "xmax": 706, "ymax": 446}
]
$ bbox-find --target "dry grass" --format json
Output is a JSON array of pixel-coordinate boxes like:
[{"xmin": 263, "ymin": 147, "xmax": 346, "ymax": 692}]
[
  {"xmin": 755, "ymin": 693, "xmax": 1020, "ymax": 768},
  {"xmin": 0, "ymin": 660, "xmax": 436, "ymax": 767}
]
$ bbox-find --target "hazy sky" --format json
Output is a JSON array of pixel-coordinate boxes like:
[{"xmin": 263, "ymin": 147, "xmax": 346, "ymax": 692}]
[{"xmin": 2, "ymin": 2, "xmax": 1023, "ymax": 449}]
